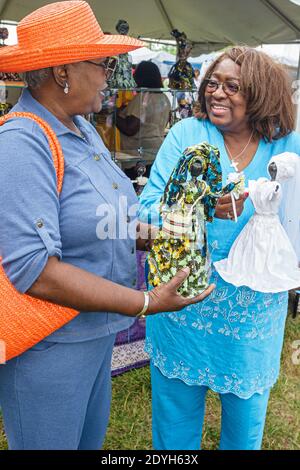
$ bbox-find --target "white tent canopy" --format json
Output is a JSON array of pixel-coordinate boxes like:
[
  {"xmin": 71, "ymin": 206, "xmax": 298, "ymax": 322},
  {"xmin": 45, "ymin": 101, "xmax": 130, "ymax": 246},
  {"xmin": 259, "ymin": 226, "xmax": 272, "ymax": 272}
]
[
  {"xmin": 1, "ymin": 0, "xmax": 300, "ymax": 55},
  {"xmin": 129, "ymin": 47, "xmax": 217, "ymax": 77},
  {"xmin": 128, "ymin": 47, "xmax": 157, "ymax": 64},
  {"xmin": 130, "ymin": 44, "xmax": 300, "ymax": 72},
  {"xmin": 258, "ymin": 43, "xmax": 300, "ymax": 68},
  {"xmin": 130, "ymin": 48, "xmax": 218, "ymax": 66}
]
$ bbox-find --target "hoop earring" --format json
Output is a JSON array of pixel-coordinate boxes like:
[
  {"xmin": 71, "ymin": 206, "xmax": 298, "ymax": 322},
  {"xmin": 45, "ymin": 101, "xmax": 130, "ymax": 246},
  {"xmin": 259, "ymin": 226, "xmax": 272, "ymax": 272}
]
[{"xmin": 64, "ymin": 82, "xmax": 69, "ymax": 94}]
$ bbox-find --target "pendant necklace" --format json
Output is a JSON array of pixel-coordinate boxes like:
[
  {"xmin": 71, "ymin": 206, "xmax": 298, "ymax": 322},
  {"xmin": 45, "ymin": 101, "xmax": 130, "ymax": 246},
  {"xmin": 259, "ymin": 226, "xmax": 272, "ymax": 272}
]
[{"xmin": 224, "ymin": 130, "xmax": 254, "ymax": 172}]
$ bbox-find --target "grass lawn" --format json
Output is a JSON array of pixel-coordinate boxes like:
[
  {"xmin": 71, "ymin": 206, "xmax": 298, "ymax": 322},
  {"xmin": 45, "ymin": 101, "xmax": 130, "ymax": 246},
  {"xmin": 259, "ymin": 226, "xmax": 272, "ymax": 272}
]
[{"xmin": 1, "ymin": 314, "xmax": 299, "ymax": 450}]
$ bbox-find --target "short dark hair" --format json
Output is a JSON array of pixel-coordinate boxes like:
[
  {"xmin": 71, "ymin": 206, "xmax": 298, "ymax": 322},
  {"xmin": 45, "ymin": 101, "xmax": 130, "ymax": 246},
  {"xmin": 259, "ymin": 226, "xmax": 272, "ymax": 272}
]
[
  {"xmin": 194, "ymin": 46, "xmax": 295, "ymax": 141},
  {"xmin": 21, "ymin": 67, "xmax": 52, "ymax": 89},
  {"xmin": 133, "ymin": 61, "xmax": 163, "ymax": 88}
]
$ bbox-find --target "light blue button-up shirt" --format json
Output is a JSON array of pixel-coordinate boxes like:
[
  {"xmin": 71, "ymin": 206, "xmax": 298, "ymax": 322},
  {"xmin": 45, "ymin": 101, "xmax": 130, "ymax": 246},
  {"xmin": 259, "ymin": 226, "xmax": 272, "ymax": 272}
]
[{"xmin": 0, "ymin": 89, "xmax": 138, "ymax": 341}]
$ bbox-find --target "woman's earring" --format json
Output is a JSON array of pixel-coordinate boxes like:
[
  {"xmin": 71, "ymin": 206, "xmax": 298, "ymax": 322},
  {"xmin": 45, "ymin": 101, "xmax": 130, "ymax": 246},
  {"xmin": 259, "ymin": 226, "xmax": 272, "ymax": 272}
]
[{"xmin": 64, "ymin": 82, "xmax": 69, "ymax": 94}]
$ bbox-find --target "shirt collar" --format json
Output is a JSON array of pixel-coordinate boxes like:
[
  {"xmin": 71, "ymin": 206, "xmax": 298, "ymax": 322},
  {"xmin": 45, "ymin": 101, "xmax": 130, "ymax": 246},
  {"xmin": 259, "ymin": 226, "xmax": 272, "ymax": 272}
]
[{"xmin": 14, "ymin": 88, "xmax": 80, "ymax": 137}]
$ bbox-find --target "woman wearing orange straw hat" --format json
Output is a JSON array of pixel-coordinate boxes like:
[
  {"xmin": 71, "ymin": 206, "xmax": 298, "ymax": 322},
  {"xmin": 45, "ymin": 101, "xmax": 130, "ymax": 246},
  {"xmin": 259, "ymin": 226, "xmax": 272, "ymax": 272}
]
[{"xmin": 0, "ymin": 1, "xmax": 214, "ymax": 450}]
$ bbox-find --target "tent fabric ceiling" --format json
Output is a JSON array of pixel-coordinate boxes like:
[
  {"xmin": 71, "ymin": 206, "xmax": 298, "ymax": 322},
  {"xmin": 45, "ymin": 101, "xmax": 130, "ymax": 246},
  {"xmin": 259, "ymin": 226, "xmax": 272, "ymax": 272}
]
[{"xmin": 1, "ymin": 0, "xmax": 300, "ymax": 54}]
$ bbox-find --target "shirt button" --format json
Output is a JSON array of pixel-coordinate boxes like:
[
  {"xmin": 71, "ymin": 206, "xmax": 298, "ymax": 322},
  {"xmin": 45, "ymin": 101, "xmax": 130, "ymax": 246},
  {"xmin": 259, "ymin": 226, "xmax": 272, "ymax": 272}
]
[
  {"xmin": 36, "ymin": 219, "xmax": 44, "ymax": 229},
  {"xmin": 94, "ymin": 155, "xmax": 101, "ymax": 161},
  {"xmin": 132, "ymin": 279, "xmax": 137, "ymax": 286},
  {"xmin": 112, "ymin": 183, "xmax": 119, "ymax": 190},
  {"xmin": 127, "ymin": 215, "xmax": 131, "ymax": 223},
  {"xmin": 131, "ymin": 247, "xmax": 135, "ymax": 254}
]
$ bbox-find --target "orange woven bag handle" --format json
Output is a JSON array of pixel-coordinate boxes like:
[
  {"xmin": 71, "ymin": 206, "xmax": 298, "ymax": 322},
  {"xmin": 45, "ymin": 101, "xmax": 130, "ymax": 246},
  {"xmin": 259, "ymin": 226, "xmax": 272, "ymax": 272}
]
[{"xmin": 0, "ymin": 112, "xmax": 78, "ymax": 363}]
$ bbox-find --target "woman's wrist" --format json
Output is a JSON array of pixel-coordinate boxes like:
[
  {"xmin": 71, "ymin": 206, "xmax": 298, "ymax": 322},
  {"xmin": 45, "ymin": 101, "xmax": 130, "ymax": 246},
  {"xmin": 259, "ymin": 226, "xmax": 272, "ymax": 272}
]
[
  {"xmin": 127, "ymin": 290, "xmax": 146, "ymax": 317},
  {"xmin": 136, "ymin": 291, "xmax": 150, "ymax": 318}
]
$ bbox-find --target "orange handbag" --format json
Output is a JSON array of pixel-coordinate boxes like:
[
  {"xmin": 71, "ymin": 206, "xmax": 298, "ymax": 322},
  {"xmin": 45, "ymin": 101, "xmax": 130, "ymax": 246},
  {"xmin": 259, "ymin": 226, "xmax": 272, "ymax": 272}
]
[{"xmin": 0, "ymin": 112, "xmax": 78, "ymax": 363}]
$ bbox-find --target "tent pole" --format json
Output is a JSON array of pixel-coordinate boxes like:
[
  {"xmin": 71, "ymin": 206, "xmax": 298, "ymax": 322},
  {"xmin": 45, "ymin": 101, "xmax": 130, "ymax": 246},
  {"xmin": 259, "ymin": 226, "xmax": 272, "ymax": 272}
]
[
  {"xmin": 154, "ymin": 0, "xmax": 174, "ymax": 32},
  {"xmin": 260, "ymin": 0, "xmax": 300, "ymax": 36}
]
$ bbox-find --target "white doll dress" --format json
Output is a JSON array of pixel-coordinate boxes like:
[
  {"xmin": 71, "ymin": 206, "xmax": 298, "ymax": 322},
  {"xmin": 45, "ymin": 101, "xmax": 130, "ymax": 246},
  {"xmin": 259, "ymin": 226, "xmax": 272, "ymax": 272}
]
[
  {"xmin": 268, "ymin": 153, "xmax": 300, "ymax": 261},
  {"xmin": 214, "ymin": 178, "xmax": 300, "ymax": 293}
]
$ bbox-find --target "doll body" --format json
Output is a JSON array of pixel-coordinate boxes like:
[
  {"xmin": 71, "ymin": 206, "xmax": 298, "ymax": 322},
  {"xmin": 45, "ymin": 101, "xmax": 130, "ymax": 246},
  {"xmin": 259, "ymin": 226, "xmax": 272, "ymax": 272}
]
[
  {"xmin": 148, "ymin": 142, "xmax": 236, "ymax": 297},
  {"xmin": 214, "ymin": 168, "xmax": 300, "ymax": 292},
  {"xmin": 109, "ymin": 20, "xmax": 136, "ymax": 88},
  {"xmin": 168, "ymin": 29, "xmax": 194, "ymax": 90},
  {"xmin": 150, "ymin": 179, "xmax": 211, "ymax": 297}
]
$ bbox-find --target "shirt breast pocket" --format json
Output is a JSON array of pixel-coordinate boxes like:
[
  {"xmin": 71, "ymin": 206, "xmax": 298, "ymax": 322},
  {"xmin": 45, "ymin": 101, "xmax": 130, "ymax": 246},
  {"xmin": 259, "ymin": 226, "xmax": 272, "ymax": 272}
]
[{"xmin": 77, "ymin": 155, "xmax": 126, "ymax": 203}]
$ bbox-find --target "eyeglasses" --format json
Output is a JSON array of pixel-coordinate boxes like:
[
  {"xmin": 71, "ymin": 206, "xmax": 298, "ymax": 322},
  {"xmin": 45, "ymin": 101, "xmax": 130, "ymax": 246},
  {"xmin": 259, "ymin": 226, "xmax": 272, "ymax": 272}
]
[
  {"xmin": 204, "ymin": 78, "xmax": 241, "ymax": 96},
  {"xmin": 85, "ymin": 57, "xmax": 118, "ymax": 80}
]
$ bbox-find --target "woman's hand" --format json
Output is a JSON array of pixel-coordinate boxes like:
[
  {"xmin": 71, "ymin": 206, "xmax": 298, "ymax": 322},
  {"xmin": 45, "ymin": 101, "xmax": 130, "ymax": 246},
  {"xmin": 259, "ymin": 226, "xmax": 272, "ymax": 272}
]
[
  {"xmin": 116, "ymin": 114, "xmax": 140, "ymax": 136},
  {"xmin": 215, "ymin": 193, "xmax": 248, "ymax": 220},
  {"xmin": 147, "ymin": 267, "xmax": 215, "ymax": 314}
]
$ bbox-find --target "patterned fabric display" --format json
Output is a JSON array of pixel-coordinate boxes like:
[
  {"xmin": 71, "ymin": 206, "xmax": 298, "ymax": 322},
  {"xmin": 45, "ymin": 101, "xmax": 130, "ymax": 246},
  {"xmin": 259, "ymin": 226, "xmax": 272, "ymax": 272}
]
[
  {"xmin": 168, "ymin": 60, "xmax": 194, "ymax": 90},
  {"xmin": 168, "ymin": 29, "xmax": 194, "ymax": 90},
  {"xmin": 109, "ymin": 19, "xmax": 136, "ymax": 89},
  {"xmin": 148, "ymin": 142, "xmax": 235, "ymax": 297},
  {"xmin": 109, "ymin": 53, "xmax": 136, "ymax": 88},
  {"xmin": 0, "ymin": 102, "xmax": 12, "ymax": 116}
]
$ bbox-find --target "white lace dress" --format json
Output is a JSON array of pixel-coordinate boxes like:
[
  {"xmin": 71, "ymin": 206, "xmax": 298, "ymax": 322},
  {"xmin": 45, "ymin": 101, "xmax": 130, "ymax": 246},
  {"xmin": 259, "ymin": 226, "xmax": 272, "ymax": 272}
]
[{"xmin": 214, "ymin": 178, "xmax": 300, "ymax": 292}]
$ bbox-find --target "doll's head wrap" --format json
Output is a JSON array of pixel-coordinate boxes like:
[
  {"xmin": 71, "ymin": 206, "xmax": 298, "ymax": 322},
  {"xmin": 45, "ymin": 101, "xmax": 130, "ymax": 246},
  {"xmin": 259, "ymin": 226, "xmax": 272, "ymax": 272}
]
[{"xmin": 163, "ymin": 142, "xmax": 222, "ymax": 207}]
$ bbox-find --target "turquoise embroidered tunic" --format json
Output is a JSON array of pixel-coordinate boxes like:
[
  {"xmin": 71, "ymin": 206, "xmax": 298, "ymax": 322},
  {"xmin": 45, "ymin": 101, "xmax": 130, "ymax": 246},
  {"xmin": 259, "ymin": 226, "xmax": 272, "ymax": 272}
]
[{"xmin": 139, "ymin": 117, "xmax": 300, "ymax": 399}]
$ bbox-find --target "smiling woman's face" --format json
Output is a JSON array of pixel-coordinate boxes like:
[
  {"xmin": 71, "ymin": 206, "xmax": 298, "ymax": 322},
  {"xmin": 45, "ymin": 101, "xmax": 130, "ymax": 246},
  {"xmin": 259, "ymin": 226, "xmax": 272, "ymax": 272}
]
[{"xmin": 205, "ymin": 58, "xmax": 249, "ymax": 133}]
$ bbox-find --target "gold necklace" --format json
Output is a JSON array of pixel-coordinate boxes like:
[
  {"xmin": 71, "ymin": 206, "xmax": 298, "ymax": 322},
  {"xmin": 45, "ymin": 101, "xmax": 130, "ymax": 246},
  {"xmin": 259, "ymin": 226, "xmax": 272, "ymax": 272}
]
[{"xmin": 224, "ymin": 130, "xmax": 254, "ymax": 171}]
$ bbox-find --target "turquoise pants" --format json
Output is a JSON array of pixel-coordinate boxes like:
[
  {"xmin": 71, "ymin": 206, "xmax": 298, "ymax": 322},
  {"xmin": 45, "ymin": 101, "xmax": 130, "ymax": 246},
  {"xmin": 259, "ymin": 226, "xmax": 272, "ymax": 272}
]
[
  {"xmin": 151, "ymin": 363, "xmax": 270, "ymax": 450},
  {"xmin": 0, "ymin": 335, "xmax": 115, "ymax": 450}
]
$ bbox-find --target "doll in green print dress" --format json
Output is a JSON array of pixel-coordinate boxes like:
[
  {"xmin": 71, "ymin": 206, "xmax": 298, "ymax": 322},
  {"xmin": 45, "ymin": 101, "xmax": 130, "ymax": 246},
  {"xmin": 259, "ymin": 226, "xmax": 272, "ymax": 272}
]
[{"xmin": 148, "ymin": 142, "xmax": 238, "ymax": 297}]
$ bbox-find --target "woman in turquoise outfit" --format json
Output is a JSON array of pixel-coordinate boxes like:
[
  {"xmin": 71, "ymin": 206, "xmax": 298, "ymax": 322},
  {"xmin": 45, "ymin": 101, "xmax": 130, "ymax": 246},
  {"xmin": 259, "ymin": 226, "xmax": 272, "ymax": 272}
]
[{"xmin": 139, "ymin": 46, "xmax": 300, "ymax": 450}]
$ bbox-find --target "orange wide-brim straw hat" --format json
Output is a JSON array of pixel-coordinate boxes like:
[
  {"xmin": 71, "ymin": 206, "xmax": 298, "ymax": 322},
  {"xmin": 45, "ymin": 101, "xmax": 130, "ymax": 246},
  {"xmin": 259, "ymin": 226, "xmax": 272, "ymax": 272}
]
[{"xmin": 0, "ymin": 0, "xmax": 144, "ymax": 73}]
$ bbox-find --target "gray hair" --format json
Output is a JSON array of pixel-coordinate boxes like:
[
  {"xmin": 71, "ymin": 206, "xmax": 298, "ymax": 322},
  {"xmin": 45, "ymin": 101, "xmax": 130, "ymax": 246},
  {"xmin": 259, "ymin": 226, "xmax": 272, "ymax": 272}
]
[{"xmin": 21, "ymin": 68, "xmax": 52, "ymax": 89}]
